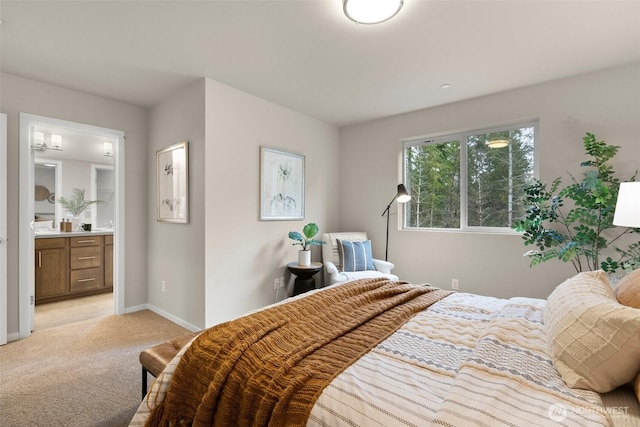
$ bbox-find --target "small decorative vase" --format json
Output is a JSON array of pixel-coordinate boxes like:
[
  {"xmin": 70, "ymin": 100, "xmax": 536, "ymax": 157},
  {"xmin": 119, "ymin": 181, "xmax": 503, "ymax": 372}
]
[{"xmin": 298, "ymin": 250, "xmax": 311, "ymax": 266}]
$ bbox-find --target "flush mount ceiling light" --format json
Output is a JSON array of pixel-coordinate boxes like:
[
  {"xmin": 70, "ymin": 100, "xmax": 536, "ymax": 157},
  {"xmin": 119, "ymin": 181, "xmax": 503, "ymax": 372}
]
[
  {"xmin": 486, "ymin": 139, "xmax": 509, "ymax": 149},
  {"xmin": 343, "ymin": 0, "xmax": 404, "ymax": 25}
]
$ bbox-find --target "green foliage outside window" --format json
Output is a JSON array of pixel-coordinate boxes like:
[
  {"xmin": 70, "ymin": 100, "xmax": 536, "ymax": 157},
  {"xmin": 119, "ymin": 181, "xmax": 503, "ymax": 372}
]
[{"xmin": 404, "ymin": 124, "xmax": 535, "ymax": 229}]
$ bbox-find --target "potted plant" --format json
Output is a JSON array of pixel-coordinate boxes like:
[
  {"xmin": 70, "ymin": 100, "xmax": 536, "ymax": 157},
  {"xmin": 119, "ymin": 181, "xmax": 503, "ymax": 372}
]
[
  {"xmin": 58, "ymin": 188, "xmax": 103, "ymax": 231},
  {"xmin": 288, "ymin": 222, "xmax": 325, "ymax": 266},
  {"xmin": 513, "ymin": 133, "xmax": 639, "ymax": 274}
]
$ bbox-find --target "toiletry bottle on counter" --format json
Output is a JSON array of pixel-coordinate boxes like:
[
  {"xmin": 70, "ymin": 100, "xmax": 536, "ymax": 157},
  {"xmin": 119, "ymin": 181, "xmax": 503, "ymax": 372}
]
[{"xmin": 60, "ymin": 220, "xmax": 64, "ymax": 232}]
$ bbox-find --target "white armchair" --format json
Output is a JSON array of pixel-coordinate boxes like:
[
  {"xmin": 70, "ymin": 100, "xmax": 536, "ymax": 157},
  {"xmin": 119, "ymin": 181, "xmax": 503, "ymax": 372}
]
[{"xmin": 321, "ymin": 232, "xmax": 399, "ymax": 286}]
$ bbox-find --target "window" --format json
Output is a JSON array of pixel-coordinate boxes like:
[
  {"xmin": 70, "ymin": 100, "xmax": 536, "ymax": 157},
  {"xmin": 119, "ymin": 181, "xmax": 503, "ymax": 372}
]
[{"xmin": 403, "ymin": 121, "xmax": 537, "ymax": 231}]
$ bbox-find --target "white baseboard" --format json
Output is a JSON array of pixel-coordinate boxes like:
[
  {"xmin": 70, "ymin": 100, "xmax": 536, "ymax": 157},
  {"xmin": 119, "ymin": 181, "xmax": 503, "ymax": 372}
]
[{"xmin": 127, "ymin": 303, "xmax": 201, "ymax": 332}]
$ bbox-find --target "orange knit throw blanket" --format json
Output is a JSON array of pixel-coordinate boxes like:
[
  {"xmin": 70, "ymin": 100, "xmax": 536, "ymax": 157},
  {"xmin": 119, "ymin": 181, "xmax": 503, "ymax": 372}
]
[{"xmin": 146, "ymin": 278, "xmax": 451, "ymax": 427}]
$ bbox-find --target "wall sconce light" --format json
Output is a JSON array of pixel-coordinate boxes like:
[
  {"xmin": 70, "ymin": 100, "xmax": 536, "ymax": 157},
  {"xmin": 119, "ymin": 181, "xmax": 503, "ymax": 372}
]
[
  {"xmin": 50, "ymin": 134, "xmax": 62, "ymax": 150},
  {"xmin": 103, "ymin": 142, "xmax": 114, "ymax": 157},
  {"xmin": 343, "ymin": 0, "xmax": 404, "ymax": 25},
  {"xmin": 34, "ymin": 131, "xmax": 45, "ymax": 148},
  {"xmin": 33, "ymin": 132, "xmax": 63, "ymax": 151}
]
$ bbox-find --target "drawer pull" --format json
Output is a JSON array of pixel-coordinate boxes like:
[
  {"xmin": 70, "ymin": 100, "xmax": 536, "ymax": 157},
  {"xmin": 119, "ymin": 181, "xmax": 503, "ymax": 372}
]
[
  {"xmin": 76, "ymin": 278, "xmax": 96, "ymax": 283},
  {"xmin": 77, "ymin": 240, "xmax": 96, "ymax": 244},
  {"xmin": 77, "ymin": 256, "xmax": 96, "ymax": 260},
  {"xmin": 38, "ymin": 251, "xmax": 42, "ymax": 268}
]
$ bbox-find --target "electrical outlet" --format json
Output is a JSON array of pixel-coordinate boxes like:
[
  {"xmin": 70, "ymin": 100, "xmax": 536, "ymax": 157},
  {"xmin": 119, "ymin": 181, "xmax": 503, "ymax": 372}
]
[
  {"xmin": 273, "ymin": 278, "xmax": 281, "ymax": 290},
  {"xmin": 279, "ymin": 276, "xmax": 285, "ymax": 289},
  {"xmin": 451, "ymin": 279, "xmax": 459, "ymax": 290},
  {"xmin": 162, "ymin": 280, "xmax": 166, "ymax": 292}
]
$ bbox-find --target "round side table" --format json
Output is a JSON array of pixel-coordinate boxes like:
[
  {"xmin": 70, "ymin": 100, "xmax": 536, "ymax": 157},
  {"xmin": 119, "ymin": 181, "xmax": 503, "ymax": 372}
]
[{"xmin": 287, "ymin": 262, "xmax": 323, "ymax": 296}]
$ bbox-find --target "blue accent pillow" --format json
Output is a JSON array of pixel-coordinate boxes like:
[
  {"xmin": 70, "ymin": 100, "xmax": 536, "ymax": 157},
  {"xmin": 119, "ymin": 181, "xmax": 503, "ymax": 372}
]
[{"xmin": 337, "ymin": 239, "xmax": 375, "ymax": 272}]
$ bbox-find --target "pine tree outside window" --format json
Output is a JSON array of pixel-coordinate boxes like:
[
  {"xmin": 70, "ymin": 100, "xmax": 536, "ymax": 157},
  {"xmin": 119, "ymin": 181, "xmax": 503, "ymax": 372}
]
[{"xmin": 403, "ymin": 121, "xmax": 537, "ymax": 231}]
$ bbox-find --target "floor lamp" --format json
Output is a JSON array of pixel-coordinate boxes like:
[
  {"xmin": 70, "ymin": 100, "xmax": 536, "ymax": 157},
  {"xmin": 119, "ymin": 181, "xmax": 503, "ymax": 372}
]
[{"xmin": 382, "ymin": 184, "xmax": 411, "ymax": 261}]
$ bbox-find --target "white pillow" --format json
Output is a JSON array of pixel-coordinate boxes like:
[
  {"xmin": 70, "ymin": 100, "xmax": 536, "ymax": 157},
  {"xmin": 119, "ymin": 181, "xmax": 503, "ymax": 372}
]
[{"xmin": 544, "ymin": 270, "xmax": 640, "ymax": 393}]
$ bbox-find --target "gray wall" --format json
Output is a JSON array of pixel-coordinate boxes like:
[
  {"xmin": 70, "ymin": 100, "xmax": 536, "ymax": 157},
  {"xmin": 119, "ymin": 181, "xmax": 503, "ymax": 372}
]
[
  {"xmin": 339, "ymin": 63, "xmax": 640, "ymax": 300},
  {"xmin": 204, "ymin": 79, "xmax": 341, "ymax": 327},
  {"xmin": 147, "ymin": 79, "xmax": 206, "ymax": 329},
  {"xmin": 146, "ymin": 78, "xmax": 341, "ymax": 330},
  {"xmin": 0, "ymin": 73, "xmax": 149, "ymax": 336},
  {"xmin": 4, "ymin": 63, "xmax": 637, "ymax": 335}
]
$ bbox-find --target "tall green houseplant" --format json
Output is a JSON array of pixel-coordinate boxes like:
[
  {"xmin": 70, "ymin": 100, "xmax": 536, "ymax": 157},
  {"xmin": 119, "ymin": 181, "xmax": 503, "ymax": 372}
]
[{"xmin": 513, "ymin": 133, "xmax": 639, "ymax": 273}]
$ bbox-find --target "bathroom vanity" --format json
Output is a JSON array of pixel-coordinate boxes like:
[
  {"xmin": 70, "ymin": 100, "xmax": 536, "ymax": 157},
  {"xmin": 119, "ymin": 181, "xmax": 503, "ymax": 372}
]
[{"xmin": 35, "ymin": 230, "xmax": 113, "ymax": 304}]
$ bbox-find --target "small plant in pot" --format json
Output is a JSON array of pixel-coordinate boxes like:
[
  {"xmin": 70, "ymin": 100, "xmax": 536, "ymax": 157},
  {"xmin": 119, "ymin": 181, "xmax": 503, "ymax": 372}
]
[{"xmin": 288, "ymin": 222, "xmax": 325, "ymax": 266}]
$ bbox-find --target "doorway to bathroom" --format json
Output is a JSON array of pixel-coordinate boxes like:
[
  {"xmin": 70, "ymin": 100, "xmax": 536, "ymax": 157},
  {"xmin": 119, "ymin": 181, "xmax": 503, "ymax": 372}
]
[{"xmin": 18, "ymin": 113, "xmax": 125, "ymax": 338}]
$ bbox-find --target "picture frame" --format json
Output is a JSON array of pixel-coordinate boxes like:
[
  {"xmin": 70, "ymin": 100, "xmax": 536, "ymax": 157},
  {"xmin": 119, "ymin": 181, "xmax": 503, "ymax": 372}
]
[
  {"xmin": 156, "ymin": 141, "xmax": 189, "ymax": 223},
  {"xmin": 260, "ymin": 146, "xmax": 305, "ymax": 221}
]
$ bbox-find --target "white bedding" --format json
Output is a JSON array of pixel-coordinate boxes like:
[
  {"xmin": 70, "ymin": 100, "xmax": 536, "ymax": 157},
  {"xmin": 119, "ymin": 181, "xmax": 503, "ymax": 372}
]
[{"xmin": 130, "ymin": 286, "xmax": 639, "ymax": 426}]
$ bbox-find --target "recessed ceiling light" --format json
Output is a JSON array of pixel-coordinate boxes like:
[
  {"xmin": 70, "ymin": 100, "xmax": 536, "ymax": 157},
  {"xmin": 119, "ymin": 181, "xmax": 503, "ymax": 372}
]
[{"xmin": 440, "ymin": 84, "xmax": 451, "ymax": 89}]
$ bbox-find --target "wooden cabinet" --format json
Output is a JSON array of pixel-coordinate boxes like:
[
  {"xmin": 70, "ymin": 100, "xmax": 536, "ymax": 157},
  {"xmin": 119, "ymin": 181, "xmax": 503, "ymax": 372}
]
[
  {"xmin": 69, "ymin": 236, "xmax": 103, "ymax": 293},
  {"xmin": 104, "ymin": 234, "xmax": 113, "ymax": 287},
  {"xmin": 35, "ymin": 238, "xmax": 68, "ymax": 300},
  {"xmin": 35, "ymin": 234, "xmax": 113, "ymax": 304}
]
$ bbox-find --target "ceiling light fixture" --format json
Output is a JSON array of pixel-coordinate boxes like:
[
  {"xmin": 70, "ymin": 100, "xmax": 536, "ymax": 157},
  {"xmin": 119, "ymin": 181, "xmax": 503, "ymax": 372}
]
[
  {"xmin": 343, "ymin": 0, "xmax": 404, "ymax": 25},
  {"xmin": 486, "ymin": 139, "xmax": 509, "ymax": 149}
]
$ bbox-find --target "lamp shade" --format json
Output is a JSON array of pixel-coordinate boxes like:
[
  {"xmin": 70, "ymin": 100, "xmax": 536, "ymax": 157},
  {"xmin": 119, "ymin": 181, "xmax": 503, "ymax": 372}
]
[
  {"xmin": 613, "ymin": 182, "xmax": 640, "ymax": 228},
  {"xmin": 343, "ymin": 0, "xmax": 403, "ymax": 24},
  {"xmin": 103, "ymin": 142, "xmax": 113, "ymax": 156},
  {"xmin": 51, "ymin": 134, "xmax": 62, "ymax": 150},
  {"xmin": 34, "ymin": 131, "xmax": 45, "ymax": 146},
  {"xmin": 397, "ymin": 184, "xmax": 411, "ymax": 203}
]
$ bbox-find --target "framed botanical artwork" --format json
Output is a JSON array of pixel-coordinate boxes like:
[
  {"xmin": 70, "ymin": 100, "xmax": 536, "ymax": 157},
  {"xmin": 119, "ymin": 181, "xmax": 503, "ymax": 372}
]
[
  {"xmin": 260, "ymin": 146, "xmax": 305, "ymax": 221},
  {"xmin": 157, "ymin": 141, "xmax": 189, "ymax": 223}
]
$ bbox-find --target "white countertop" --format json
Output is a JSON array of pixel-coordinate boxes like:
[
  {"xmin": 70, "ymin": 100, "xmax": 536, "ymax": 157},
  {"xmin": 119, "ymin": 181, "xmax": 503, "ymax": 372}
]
[{"xmin": 34, "ymin": 229, "xmax": 114, "ymax": 238}]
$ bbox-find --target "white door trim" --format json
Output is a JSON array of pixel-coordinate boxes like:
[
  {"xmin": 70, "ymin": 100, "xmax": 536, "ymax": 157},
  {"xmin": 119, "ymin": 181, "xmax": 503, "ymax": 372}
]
[
  {"xmin": 0, "ymin": 113, "xmax": 7, "ymax": 345},
  {"xmin": 19, "ymin": 113, "xmax": 125, "ymax": 339}
]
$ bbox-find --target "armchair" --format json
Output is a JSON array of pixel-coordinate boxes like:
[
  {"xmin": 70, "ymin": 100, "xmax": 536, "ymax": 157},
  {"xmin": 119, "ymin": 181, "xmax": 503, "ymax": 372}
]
[{"xmin": 321, "ymin": 232, "xmax": 399, "ymax": 286}]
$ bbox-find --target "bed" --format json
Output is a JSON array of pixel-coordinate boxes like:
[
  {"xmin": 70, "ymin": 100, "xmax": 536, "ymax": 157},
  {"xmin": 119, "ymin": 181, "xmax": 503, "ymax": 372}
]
[{"xmin": 130, "ymin": 272, "xmax": 640, "ymax": 426}]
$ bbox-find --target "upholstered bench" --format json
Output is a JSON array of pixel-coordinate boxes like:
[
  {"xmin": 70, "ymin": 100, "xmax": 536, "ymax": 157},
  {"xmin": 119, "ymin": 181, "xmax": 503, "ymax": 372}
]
[{"xmin": 139, "ymin": 333, "xmax": 198, "ymax": 399}]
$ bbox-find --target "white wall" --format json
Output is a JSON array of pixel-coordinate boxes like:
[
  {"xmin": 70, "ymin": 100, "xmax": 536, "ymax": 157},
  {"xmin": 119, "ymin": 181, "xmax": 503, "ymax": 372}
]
[
  {"xmin": 339, "ymin": 63, "xmax": 640, "ymax": 299},
  {"xmin": 204, "ymin": 79, "xmax": 341, "ymax": 327},
  {"xmin": 0, "ymin": 73, "xmax": 149, "ymax": 336},
  {"xmin": 148, "ymin": 79, "xmax": 206, "ymax": 330}
]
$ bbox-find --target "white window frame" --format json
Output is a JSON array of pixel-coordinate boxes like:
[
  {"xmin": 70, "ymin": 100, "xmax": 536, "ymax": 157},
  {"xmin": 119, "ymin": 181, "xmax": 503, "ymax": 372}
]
[{"xmin": 402, "ymin": 119, "xmax": 539, "ymax": 234}]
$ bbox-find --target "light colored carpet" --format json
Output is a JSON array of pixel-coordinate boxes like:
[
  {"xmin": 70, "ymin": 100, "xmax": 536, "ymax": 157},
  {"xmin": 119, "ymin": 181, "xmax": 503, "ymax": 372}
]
[{"xmin": 0, "ymin": 310, "xmax": 191, "ymax": 427}]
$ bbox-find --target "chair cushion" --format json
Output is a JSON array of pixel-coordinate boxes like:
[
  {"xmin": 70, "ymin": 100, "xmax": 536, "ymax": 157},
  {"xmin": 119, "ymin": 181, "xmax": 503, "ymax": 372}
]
[{"xmin": 337, "ymin": 239, "xmax": 374, "ymax": 272}]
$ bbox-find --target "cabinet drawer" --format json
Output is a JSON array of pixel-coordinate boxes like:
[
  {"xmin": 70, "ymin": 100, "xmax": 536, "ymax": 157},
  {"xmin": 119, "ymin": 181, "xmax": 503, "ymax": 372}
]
[
  {"xmin": 70, "ymin": 246, "xmax": 102, "ymax": 269},
  {"xmin": 70, "ymin": 268, "xmax": 103, "ymax": 292},
  {"xmin": 70, "ymin": 236, "xmax": 103, "ymax": 247},
  {"xmin": 35, "ymin": 237, "xmax": 66, "ymax": 250}
]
